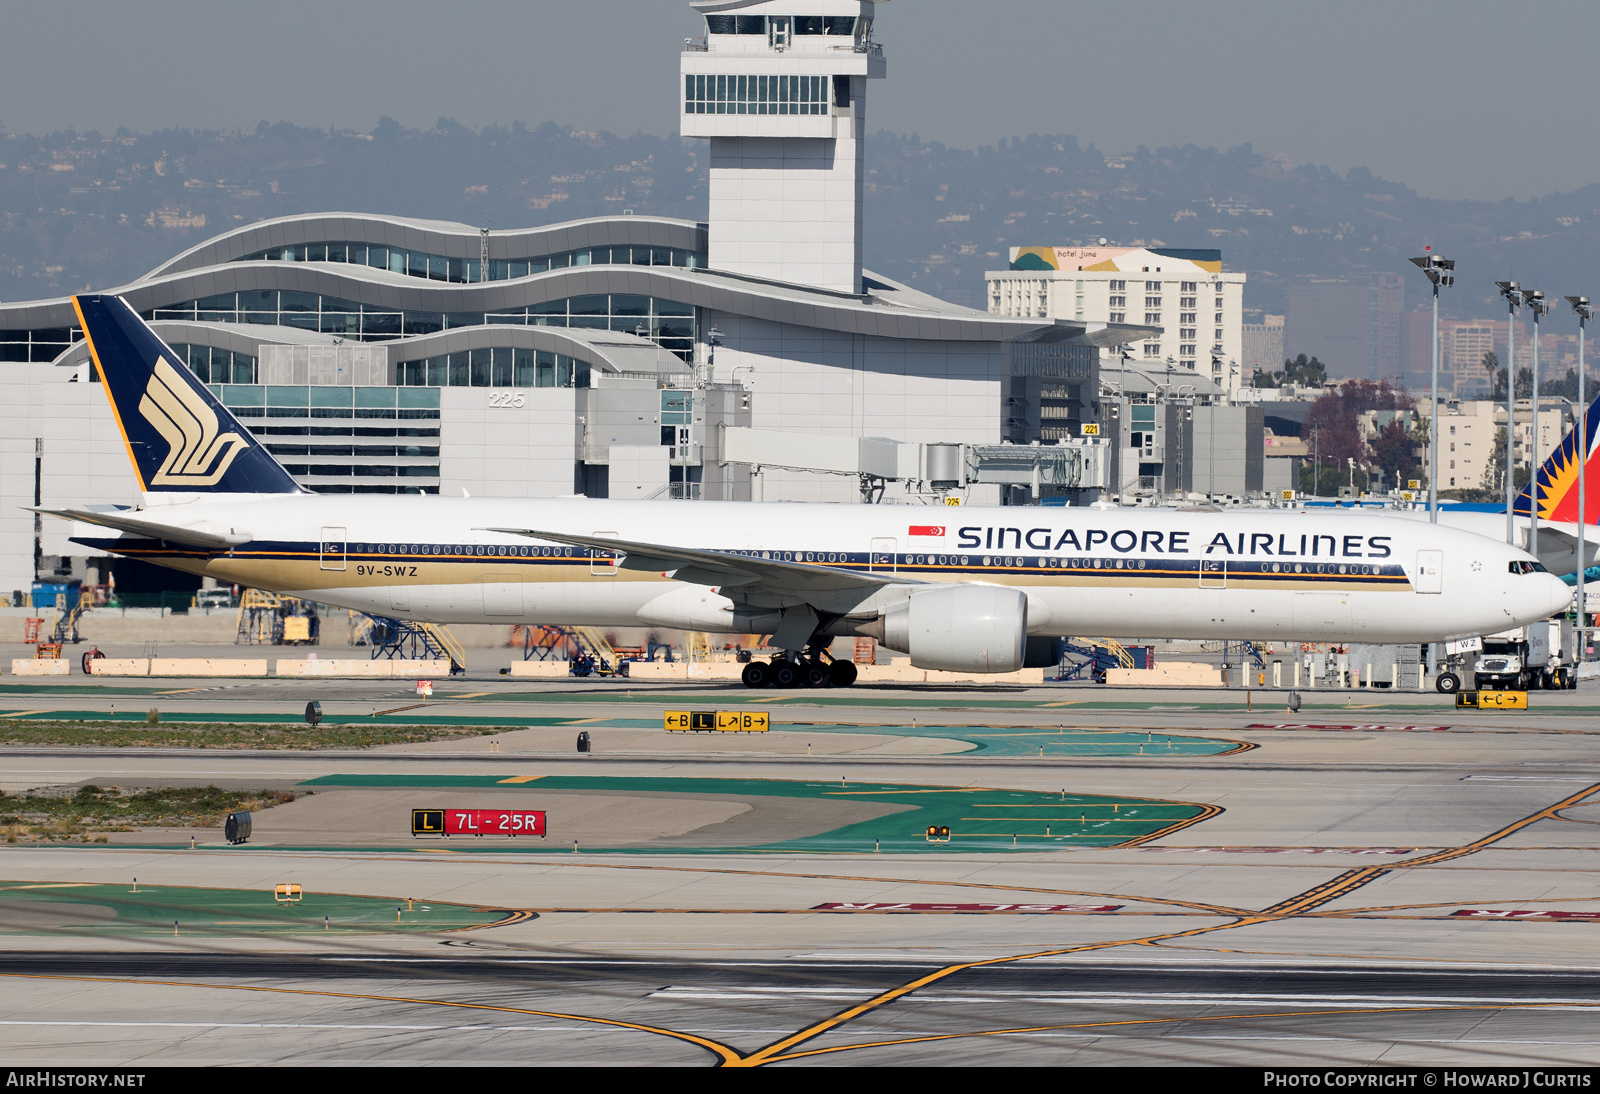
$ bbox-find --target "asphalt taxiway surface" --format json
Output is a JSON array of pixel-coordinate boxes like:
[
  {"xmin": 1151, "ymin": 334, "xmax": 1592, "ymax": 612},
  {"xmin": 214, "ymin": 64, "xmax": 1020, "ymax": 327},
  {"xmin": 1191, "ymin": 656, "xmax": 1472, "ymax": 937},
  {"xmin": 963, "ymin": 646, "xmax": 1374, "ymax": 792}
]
[{"xmin": 3, "ymin": 674, "xmax": 1600, "ymax": 1065}]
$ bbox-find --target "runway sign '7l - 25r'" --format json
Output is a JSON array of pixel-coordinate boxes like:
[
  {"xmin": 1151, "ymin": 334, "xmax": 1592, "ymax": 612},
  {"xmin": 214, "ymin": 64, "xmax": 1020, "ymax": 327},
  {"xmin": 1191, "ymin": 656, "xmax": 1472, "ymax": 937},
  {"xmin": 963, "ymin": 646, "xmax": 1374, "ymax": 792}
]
[{"xmin": 412, "ymin": 809, "xmax": 546, "ymax": 837}]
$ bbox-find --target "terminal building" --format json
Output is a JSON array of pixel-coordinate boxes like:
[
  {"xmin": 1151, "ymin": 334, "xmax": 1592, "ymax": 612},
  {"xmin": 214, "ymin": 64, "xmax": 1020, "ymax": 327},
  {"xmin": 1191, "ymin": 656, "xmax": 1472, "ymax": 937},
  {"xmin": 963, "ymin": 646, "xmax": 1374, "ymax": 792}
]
[{"xmin": 0, "ymin": 0, "xmax": 1149, "ymax": 599}]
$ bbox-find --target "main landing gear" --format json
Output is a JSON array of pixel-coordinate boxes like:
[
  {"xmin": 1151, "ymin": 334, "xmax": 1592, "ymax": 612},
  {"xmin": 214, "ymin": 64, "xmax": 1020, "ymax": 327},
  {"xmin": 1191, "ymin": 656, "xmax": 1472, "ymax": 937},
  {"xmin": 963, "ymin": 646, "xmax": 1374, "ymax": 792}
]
[{"xmin": 741, "ymin": 648, "xmax": 857, "ymax": 689}]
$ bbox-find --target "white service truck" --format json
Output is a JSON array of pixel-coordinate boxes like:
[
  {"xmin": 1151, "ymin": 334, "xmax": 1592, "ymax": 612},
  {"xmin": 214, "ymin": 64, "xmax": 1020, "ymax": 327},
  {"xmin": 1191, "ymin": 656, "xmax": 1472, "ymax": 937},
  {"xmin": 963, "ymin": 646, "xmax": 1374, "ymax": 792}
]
[{"xmin": 1471, "ymin": 619, "xmax": 1578, "ymax": 691}]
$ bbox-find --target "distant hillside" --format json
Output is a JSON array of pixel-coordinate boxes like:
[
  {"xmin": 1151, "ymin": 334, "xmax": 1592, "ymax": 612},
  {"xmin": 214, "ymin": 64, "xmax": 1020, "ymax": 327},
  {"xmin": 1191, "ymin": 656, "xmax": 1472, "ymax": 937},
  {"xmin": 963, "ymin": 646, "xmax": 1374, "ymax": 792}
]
[{"xmin": 2, "ymin": 120, "xmax": 1595, "ymax": 319}]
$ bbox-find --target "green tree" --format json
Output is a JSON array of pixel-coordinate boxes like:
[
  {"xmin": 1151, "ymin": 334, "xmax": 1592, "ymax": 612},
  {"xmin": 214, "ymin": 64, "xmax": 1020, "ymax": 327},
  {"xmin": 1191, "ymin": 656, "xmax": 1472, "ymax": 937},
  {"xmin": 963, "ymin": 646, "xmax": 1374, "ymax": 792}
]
[
  {"xmin": 1282, "ymin": 353, "xmax": 1328, "ymax": 387},
  {"xmin": 1370, "ymin": 418, "xmax": 1414, "ymax": 485},
  {"xmin": 1538, "ymin": 367, "xmax": 1599, "ymax": 401},
  {"xmin": 1490, "ymin": 363, "xmax": 1533, "ymax": 402},
  {"xmin": 1254, "ymin": 354, "xmax": 1327, "ymax": 389}
]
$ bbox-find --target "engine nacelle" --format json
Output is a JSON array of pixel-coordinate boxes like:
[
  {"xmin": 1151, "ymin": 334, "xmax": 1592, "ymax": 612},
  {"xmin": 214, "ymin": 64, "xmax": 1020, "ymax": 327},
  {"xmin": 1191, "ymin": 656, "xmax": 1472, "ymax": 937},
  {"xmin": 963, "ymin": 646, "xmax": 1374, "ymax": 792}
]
[{"xmin": 879, "ymin": 584, "xmax": 1028, "ymax": 674}]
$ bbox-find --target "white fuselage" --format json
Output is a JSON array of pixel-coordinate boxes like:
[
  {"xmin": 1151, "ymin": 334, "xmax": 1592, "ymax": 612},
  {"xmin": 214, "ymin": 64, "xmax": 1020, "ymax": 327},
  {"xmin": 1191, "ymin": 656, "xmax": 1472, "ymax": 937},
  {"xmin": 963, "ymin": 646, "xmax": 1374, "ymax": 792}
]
[{"xmin": 71, "ymin": 495, "xmax": 1574, "ymax": 646}]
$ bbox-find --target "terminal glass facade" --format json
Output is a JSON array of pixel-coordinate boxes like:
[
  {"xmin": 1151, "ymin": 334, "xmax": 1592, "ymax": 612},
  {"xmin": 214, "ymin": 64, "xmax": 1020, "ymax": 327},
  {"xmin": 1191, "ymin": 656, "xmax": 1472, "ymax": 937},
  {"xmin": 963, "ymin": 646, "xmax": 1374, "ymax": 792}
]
[
  {"xmin": 238, "ymin": 242, "xmax": 703, "ymax": 284},
  {"xmin": 488, "ymin": 295, "xmax": 695, "ymax": 357},
  {"xmin": 170, "ymin": 342, "xmax": 258, "ymax": 385},
  {"xmin": 394, "ymin": 348, "xmax": 590, "ymax": 389},
  {"xmin": 147, "ymin": 292, "xmax": 698, "ymax": 356},
  {"xmin": 212, "ymin": 385, "xmax": 441, "ymax": 494},
  {"xmin": 0, "ymin": 328, "xmax": 77, "ymax": 363}
]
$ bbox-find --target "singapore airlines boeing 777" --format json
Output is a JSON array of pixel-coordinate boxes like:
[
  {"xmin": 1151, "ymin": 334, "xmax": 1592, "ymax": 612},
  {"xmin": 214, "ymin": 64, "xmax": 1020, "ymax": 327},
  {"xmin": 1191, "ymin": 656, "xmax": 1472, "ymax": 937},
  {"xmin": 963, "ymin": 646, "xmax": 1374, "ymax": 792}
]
[{"xmin": 35, "ymin": 296, "xmax": 1573, "ymax": 688}]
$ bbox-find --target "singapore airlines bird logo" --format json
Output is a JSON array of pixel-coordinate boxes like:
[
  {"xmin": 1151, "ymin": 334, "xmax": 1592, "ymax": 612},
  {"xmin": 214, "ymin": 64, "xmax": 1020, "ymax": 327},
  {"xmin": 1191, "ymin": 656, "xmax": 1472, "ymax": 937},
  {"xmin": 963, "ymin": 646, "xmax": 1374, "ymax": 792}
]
[{"xmin": 138, "ymin": 358, "xmax": 248, "ymax": 486}]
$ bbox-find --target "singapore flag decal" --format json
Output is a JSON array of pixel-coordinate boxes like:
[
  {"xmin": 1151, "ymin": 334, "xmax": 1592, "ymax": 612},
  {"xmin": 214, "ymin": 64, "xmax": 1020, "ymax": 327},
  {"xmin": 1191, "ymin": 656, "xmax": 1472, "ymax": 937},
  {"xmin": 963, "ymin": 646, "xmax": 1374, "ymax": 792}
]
[{"xmin": 908, "ymin": 525, "xmax": 946, "ymax": 537}]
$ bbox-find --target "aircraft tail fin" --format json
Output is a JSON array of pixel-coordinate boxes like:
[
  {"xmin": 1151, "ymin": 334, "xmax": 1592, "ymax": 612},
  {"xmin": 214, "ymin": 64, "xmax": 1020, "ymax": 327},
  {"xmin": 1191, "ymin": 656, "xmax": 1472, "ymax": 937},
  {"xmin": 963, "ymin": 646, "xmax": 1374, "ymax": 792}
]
[
  {"xmin": 71, "ymin": 294, "xmax": 303, "ymax": 497},
  {"xmin": 1513, "ymin": 391, "xmax": 1600, "ymax": 523}
]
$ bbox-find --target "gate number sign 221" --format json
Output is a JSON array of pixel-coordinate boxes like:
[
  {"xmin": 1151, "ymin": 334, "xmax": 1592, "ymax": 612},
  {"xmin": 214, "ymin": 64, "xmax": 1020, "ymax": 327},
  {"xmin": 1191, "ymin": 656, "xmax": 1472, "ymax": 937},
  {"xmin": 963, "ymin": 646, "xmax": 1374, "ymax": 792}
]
[{"xmin": 412, "ymin": 808, "xmax": 546, "ymax": 837}]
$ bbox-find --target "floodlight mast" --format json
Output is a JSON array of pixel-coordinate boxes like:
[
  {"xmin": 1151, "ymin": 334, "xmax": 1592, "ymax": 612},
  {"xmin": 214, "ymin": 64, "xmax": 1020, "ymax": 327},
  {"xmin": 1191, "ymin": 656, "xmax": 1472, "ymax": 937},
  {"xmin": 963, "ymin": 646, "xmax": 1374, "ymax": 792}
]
[
  {"xmin": 1568, "ymin": 294, "xmax": 1593, "ymax": 640},
  {"xmin": 1409, "ymin": 253, "xmax": 1455, "ymax": 522},
  {"xmin": 1497, "ymin": 281, "xmax": 1526, "ymax": 545},
  {"xmin": 1526, "ymin": 289, "xmax": 1549, "ymax": 558}
]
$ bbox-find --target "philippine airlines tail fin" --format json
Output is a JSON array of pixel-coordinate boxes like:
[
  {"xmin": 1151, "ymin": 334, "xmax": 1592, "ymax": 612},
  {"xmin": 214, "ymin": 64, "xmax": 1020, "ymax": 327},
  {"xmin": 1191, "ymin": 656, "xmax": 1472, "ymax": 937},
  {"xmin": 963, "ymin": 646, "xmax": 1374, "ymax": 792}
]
[
  {"xmin": 1514, "ymin": 390, "xmax": 1600, "ymax": 523},
  {"xmin": 72, "ymin": 295, "xmax": 302, "ymax": 497}
]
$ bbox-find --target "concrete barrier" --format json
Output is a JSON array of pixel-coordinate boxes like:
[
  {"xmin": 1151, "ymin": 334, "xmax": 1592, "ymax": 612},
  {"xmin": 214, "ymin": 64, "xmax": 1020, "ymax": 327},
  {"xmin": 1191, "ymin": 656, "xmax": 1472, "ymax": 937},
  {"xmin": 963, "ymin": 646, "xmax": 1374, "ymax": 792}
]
[
  {"xmin": 1105, "ymin": 662, "xmax": 1223, "ymax": 687},
  {"xmin": 625, "ymin": 661, "xmax": 746, "ymax": 682},
  {"xmin": 275, "ymin": 659, "xmax": 451, "ymax": 678},
  {"xmin": 507, "ymin": 660, "xmax": 573, "ymax": 679},
  {"xmin": 149, "ymin": 658, "xmax": 268, "ymax": 677},
  {"xmin": 854, "ymin": 664, "xmax": 1047, "ymax": 685},
  {"xmin": 10, "ymin": 658, "xmax": 69, "ymax": 676},
  {"xmin": 399, "ymin": 659, "xmax": 453, "ymax": 679},
  {"xmin": 87, "ymin": 658, "xmax": 149, "ymax": 676}
]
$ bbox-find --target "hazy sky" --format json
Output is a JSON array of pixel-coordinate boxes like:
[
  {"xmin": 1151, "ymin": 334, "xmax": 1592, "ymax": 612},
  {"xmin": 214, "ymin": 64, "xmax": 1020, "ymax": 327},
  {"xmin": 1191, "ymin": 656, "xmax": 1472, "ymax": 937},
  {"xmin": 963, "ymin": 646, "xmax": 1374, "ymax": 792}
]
[{"xmin": 3, "ymin": 1, "xmax": 1596, "ymax": 202}]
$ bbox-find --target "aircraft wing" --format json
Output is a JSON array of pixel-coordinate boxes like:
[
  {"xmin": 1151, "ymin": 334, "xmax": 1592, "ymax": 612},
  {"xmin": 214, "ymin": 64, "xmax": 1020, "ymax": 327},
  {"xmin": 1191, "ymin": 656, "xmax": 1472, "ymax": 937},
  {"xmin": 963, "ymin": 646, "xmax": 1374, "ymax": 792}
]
[
  {"xmin": 480, "ymin": 527, "xmax": 915, "ymax": 593},
  {"xmin": 32, "ymin": 507, "xmax": 252, "ymax": 550}
]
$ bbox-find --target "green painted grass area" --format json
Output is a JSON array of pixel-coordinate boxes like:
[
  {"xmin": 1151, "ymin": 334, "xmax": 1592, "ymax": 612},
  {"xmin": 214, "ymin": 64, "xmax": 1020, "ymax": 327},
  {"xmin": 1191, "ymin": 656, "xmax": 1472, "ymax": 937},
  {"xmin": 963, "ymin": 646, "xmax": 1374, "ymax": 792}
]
[
  {"xmin": 0, "ymin": 710, "xmax": 580, "ymax": 727},
  {"xmin": 300, "ymin": 773, "xmax": 1215, "ymax": 853},
  {"xmin": 0, "ymin": 717, "xmax": 508, "ymax": 749},
  {"xmin": 0, "ymin": 880, "xmax": 509, "ymax": 935}
]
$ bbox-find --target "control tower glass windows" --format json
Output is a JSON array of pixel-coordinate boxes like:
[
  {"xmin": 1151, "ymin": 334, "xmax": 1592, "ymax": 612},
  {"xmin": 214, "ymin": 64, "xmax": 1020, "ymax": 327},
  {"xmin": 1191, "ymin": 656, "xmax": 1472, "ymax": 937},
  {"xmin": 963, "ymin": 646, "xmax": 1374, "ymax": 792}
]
[
  {"xmin": 686, "ymin": 73, "xmax": 829, "ymax": 115},
  {"xmin": 707, "ymin": 14, "xmax": 858, "ymax": 36}
]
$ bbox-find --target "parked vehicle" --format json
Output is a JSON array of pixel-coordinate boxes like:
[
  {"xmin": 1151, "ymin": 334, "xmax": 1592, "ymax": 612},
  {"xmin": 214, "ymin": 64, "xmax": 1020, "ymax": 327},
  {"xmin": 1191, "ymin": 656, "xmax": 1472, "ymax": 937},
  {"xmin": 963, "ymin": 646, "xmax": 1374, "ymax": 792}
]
[{"xmin": 1472, "ymin": 620, "xmax": 1578, "ymax": 691}]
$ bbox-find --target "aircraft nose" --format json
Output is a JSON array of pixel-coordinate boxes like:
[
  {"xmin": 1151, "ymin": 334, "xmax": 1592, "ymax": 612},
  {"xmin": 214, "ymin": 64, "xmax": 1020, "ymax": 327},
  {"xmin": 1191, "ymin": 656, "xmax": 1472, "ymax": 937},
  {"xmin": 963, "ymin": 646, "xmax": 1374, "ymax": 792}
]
[{"xmin": 1544, "ymin": 574, "xmax": 1576, "ymax": 617}]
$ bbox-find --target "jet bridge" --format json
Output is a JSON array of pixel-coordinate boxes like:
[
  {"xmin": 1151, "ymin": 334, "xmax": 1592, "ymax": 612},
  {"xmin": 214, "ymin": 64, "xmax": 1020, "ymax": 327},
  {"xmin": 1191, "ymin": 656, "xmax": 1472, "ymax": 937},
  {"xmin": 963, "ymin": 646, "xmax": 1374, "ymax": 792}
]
[{"xmin": 721, "ymin": 427, "xmax": 1107, "ymax": 504}]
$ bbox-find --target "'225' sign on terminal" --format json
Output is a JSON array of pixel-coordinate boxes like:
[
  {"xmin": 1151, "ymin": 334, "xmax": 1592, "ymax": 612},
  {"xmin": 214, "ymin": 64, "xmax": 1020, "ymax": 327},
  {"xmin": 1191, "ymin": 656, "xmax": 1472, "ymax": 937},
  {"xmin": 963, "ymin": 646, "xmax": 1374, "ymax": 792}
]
[{"xmin": 412, "ymin": 808, "xmax": 546, "ymax": 837}]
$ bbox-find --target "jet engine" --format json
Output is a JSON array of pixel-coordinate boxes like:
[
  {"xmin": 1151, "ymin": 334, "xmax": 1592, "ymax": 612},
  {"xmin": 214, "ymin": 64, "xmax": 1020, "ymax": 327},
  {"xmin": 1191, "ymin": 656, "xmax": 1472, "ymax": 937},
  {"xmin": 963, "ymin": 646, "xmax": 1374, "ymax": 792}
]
[{"xmin": 872, "ymin": 584, "xmax": 1028, "ymax": 674}]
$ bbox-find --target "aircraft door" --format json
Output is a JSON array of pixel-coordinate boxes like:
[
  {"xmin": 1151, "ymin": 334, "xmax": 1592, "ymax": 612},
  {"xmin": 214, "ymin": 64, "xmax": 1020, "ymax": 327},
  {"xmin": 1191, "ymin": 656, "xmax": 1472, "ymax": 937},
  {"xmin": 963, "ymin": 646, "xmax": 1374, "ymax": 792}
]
[
  {"xmin": 1198, "ymin": 559, "xmax": 1226, "ymax": 588},
  {"xmin": 590, "ymin": 532, "xmax": 619, "ymax": 576},
  {"xmin": 320, "ymin": 526, "xmax": 347, "ymax": 571},
  {"xmin": 1415, "ymin": 550, "xmax": 1443, "ymax": 594},
  {"xmin": 870, "ymin": 537, "xmax": 897, "ymax": 573}
]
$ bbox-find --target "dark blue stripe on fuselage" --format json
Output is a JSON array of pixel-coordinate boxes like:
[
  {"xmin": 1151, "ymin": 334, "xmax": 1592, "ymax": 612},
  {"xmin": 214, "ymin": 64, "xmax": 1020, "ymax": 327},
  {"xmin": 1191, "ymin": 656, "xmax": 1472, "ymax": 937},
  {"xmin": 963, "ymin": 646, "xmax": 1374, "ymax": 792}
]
[{"xmin": 71, "ymin": 537, "xmax": 1413, "ymax": 585}]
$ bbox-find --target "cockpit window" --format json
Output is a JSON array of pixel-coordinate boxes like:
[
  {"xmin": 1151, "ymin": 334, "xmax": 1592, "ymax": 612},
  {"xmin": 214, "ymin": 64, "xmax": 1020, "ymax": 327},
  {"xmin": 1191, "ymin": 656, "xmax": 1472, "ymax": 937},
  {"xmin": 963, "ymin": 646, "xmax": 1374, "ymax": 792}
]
[{"xmin": 1508, "ymin": 560, "xmax": 1547, "ymax": 574}]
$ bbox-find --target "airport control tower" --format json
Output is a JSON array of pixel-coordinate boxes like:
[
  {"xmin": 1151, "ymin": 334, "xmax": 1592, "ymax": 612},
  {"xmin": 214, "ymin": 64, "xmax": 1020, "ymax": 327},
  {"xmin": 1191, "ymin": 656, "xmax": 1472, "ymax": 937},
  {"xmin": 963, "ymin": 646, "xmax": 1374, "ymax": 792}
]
[{"xmin": 682, "ymin": 1, "xmax": 886, "ymax": 293}]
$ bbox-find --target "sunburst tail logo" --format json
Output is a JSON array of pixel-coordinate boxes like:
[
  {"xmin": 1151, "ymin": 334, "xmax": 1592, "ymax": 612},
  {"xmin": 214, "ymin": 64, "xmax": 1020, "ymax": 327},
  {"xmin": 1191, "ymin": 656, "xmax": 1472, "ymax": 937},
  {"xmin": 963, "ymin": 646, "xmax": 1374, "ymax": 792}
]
[{"xmin": 1514, "ymin": 391, "xmax": 1600, "ymax": 523}]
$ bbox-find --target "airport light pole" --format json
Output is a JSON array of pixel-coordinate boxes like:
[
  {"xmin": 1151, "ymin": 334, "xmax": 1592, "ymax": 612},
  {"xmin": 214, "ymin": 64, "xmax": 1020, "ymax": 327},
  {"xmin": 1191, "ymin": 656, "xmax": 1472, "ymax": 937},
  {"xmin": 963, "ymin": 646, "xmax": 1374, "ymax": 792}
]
[
  {"xmin": 1409, "ymin": 253, "xmax": 1454, "ymax": 522},
  {"xmin": 1525, "ymin": 289, "xmax": 1549, "ymax": 557},
  {"xmin": 1568, "ymin": 295, "xmax": 1593, "ymax": 643},
  {"xmin": 1496, "ymin": 281, "xmax": 1527, "ymax": 544}
]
